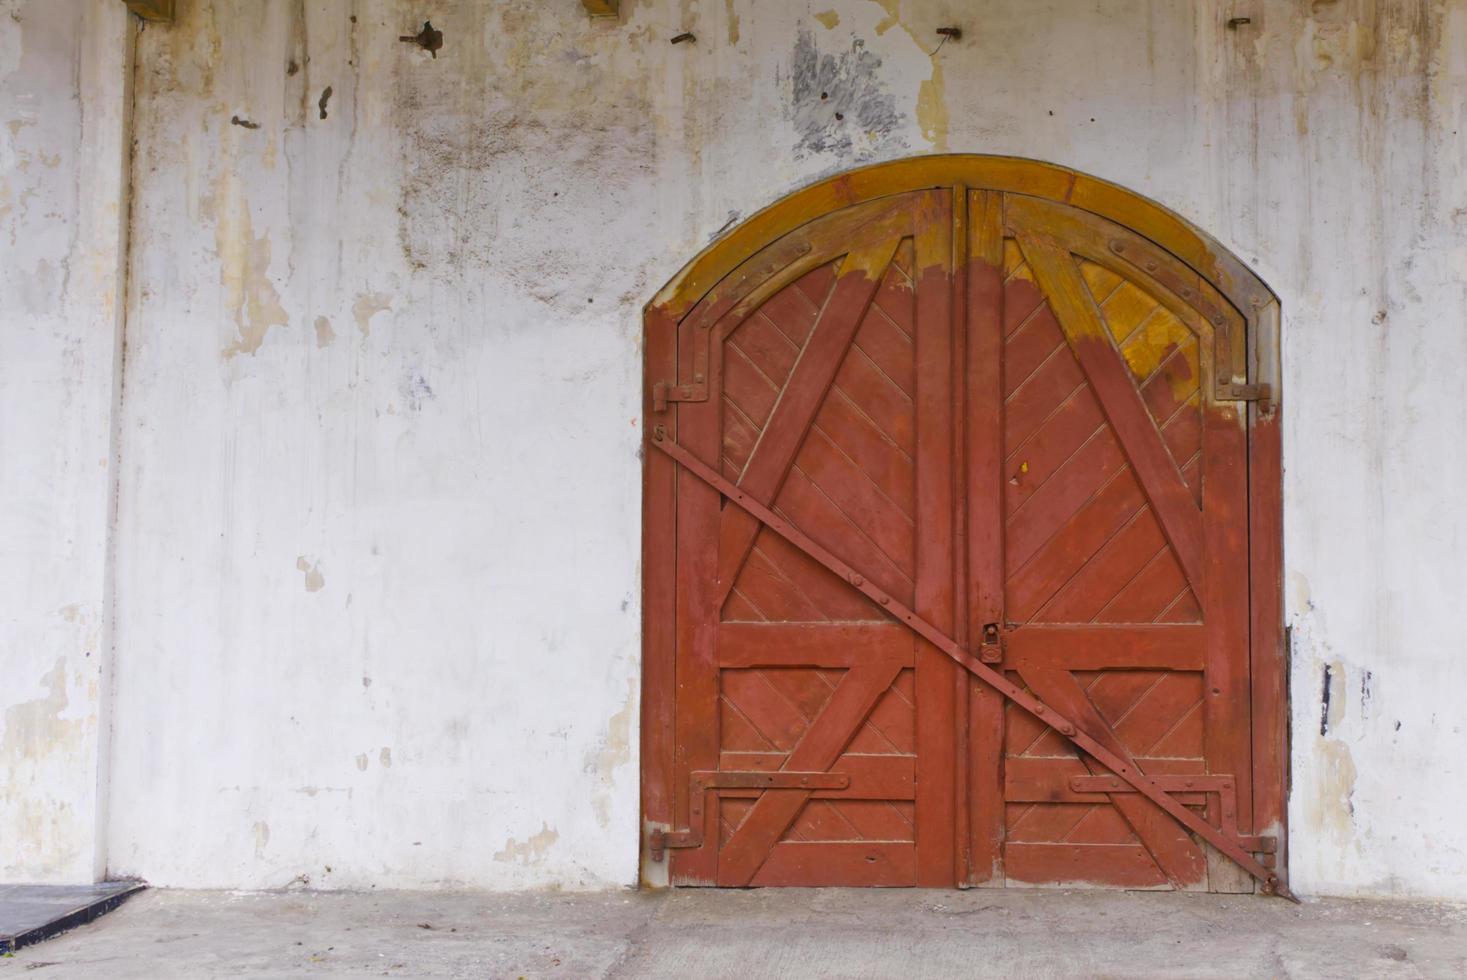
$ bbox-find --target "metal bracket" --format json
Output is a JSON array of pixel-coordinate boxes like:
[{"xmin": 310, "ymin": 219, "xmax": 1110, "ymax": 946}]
[
  {"xmin": 649, "ymin": 770, "xmax": 849, "ymax": 862},
  {"xmin": 1104, "ymin": 237, "xmax": 1272, "ymax": 413},
  {"xmin": 1216, "ymin": 380, "xmax": 1273, "ymax": 410},
  {"xmin": 652, "ymin": 380, "xmax": 707, "ymax": 413}
]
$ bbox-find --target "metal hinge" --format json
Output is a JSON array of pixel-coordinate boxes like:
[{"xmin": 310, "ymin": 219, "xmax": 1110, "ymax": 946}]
[
  {"xmin": 649, "ymin": 770, "xmax": 849, "ymax": 862},
  {"xmin": 652, "ymin": 380, "xmax": 707, "ymax": 413}
]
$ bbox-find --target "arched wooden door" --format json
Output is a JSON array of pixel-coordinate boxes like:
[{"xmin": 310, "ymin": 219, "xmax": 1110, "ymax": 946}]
[{"xmin": 641, "ymin": 157, "xmax": 1286, "ymax": 895}]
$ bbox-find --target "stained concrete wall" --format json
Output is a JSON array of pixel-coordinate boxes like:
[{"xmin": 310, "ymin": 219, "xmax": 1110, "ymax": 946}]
[
  {"xmin": 3, "ymin": 0, "xmax": 1465, "ymax": 899},
  {"xmin": 0, "ymin": 0, "xmax": 130, "ymax": 882}
]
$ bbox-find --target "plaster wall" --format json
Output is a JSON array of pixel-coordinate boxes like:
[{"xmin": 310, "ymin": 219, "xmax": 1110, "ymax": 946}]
[
  {"xmin": 3, "ymin": 0, "xmax": 1465, "ymax": 900},
  {"xmin": 0, "ymin": 0, "xmax": 130, "ymax": 882}
]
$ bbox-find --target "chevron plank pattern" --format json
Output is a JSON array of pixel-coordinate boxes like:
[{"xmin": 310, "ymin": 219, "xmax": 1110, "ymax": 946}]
[
  {"xmin": 724, "ymin": 240, "xmax": 918, "ymax": 622},
  {"xmin": 1000, "ymin": 240, "xmax": 1201, "ymax": 626}
]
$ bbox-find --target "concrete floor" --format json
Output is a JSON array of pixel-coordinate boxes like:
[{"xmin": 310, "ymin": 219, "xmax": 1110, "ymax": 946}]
[{"xmin": 6, "ymin": 887, "xmax": 1465, "ymax": 979}]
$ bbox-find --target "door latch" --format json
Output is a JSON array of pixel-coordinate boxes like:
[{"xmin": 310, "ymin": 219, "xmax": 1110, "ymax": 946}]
[{"xmin": 980, "ymin": 622, "xmax": 1003, "ymax": 663}]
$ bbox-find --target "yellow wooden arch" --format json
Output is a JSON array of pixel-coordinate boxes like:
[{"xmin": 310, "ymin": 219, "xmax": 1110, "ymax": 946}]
[{"xmin": 649, "ymin": 154, "xmax": 1277, "ymax": 334}]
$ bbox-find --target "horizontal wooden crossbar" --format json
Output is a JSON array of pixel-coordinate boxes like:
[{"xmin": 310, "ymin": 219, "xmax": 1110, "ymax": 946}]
[{"xmin": 651, "ymin": 431, "xmax": 1293, "ymax": 900}]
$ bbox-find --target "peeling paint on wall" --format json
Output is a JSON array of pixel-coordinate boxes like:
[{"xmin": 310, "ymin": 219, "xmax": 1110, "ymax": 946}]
[{"xmin": 789, "ymin": 27, "xmax": 904, "ymax": 160}]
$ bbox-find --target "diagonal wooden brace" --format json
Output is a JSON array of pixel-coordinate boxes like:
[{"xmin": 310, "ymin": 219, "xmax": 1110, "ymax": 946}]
[{"xmin": 650, "ymin": 430, "xmax": 1295, "ymax": 901}]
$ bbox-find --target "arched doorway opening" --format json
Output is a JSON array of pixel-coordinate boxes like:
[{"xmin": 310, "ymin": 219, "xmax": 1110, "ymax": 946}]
[{"xmin": 640, "ymin": 156, "xmax": 1286, "ymax": 895}]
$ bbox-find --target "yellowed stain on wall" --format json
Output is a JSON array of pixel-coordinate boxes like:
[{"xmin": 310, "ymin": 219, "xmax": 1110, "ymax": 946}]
[
  {"xmin": 589, "ymin": 675, "xmax": 636, "ymax": 828},
  {"xmin": 724, "ymin": 0, "xmax": 740, "ymax": 44},
  {"xmin": 814, "ymin": 9, "xmax": 840, "ymax": 30},
  {"xmin": 1, "ymin": 659, "xmax": 83, "ymax": 766},
  {"xmin": 212, "ymin": 175, "xmax": 288, "ymax": 359},
  {"xmin": 352, "ymin": 292, "xmax": 392, "ymax": 337},
  {"xmin": 296, "ymin": 556, "xmax": 325, "ymax": 592},
  {"xmin": 493, "ymin": 822, "xmax": 559, "ymax": 864},
  {"xmin": 916, "ymin": 61, "xmax": 949, "ymax": 151},
  {"xmin": 1309, "ymin": 738, "xmax": 1359, "ymax": 842},
  {"xmin": 313, "ymin": 315, "xmax": 335, "ymax": 348}
]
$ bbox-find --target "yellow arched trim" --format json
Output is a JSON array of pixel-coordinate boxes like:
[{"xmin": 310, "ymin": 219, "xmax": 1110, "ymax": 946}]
[{"xmin": 649, "ymin": 155, "xmax": 1275, "ymax": 323}]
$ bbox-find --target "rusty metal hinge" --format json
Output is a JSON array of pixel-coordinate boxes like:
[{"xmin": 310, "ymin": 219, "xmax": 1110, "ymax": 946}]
[
  {"xmin": 652, "ymin": 380, "xmax": 707, "ymax": 413},
  {"xmin": 649, "ymin": 770, "xmax": 849, "ymax": 862}
]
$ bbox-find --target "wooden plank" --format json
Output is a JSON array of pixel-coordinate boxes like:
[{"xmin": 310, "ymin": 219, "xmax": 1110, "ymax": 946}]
[
  {"xmin": 641, "ymin": 305, "xmax": 678, "ymax": 878},
  {"xmin": 718, "ymin": 752, "xmax": 916, "ymax": 799},
  {"xmin": 716, "ymin": 659, "xmax": 904, "ymax": 885},
  {"xmin": 1017, "ymin": 235, "xmax": 1206, "ymax": 594},
  {"xmin": 950, "ymin": 183, "xmax": 972, "ymax": 887},
  {"xmin": 1005, "ymin": 843, "xmax": 1168, "ymax": 888},
  {"xmin": 670, "ymin": 322, "xmax": 726, "ymax": 885},
  {"xmin": 715, "ymin": 235, "xmax": 907, "ymax": 605},
  {"xmin": 1202, "ymin": 387, "xmax": 1253, "ymax": 831},
  {"xmin": 967, "ymin": 189, "xmax": 1007, "ymax": 886},
  {"xmin": 1249, "ymin": 398, "xmax": 1287, "ymax": 855},
  {"xmin": 718, "ymin": 623, "xmax": 913, "ymax": 667},
  {"xmin": 912, "ymin": 189, "xmax": 958, "ymax": 887},
  {"xmin": 751, "ymin": 842, "xmax": 916, "ymax": 886},
  {"xmin": 1005, "ymin": 625, "xmax": 1205, "ymax": 670}
]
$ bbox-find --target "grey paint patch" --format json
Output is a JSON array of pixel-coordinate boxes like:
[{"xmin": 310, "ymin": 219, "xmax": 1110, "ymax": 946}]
[{"xmin": 789, "ymin": 28, "xmax": 903, "ymax": 160}]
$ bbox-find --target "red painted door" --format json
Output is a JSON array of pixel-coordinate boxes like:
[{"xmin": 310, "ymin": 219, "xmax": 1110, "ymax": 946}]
[{"xmin": 643, "ymin": 161, "xmax": 1284, "ymax": 893}]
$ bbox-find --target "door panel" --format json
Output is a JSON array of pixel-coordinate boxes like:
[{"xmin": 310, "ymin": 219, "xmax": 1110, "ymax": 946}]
[
  {"xmin": 668, "ymin": 192, "xmax": 955, "ymax": 887},
  {"xmin": 645, "ymin": 162, "xmax": 1282, "ymax": 893}
]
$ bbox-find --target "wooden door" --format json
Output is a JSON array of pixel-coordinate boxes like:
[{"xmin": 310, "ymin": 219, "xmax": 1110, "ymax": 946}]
[{"xmin": 642, "ymin": 158, "xmax": 1287, "ymax": 894}]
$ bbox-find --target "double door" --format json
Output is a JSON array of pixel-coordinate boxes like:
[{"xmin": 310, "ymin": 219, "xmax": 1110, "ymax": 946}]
[{"xmin": 644, "ymin": 180, "xmax": 1268, "ymax": 891}]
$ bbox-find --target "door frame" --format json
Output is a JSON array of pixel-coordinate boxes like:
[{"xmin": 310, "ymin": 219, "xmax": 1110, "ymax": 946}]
[{"xmin": 639, "ymin": 155, "xmax": 1285, "ymax": 889}]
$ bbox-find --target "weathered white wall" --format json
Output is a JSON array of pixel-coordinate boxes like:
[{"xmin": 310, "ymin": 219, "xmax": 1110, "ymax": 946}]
[
  {"xmin": 4, "ymin": 0, "xmax": 1464, "ymax": 900},
  {"xmin": 0, "ymin": 0, "xmax": 130, "ymax": 882}
]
